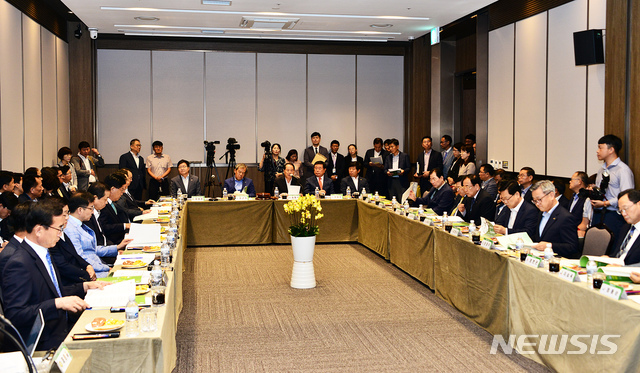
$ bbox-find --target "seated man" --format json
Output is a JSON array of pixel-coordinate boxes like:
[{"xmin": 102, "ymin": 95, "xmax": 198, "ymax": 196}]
[
  {"xmin": 2, "ymin": 199, "xmax": 105, "ymax": 350},
  {"xmin": 18, "ymin": 175, "xmax": 43, "ymax": 203},
  {"xmin": 66, "ymin": 192, "xmax": 131, "ymax": 277},
  {"xmin": 0, "ymin": 203, "xmax": 30, "ymax": 290},
  {"xmin": 456, "ymin": 175, "xmax": 496, "ymax": 224},
  {"xmin": 340, "ymin": 162, "xmax": 370, "ymax": 195},
  {"xmin": 478, "ymin": 164, "xmax": 498, "ymax": 200},
  {"xmin": 171, "ymin": 159, "xmax": 202, "ymax": 197},
  {"xmin": 305, "ymin": 161, "xmax": 334, "ymax": 195},
  {"xmin": 0, "ymin": 191, "xmax": 19, "ymax": 242},
  {"xmin": 568, "ymin": 171, "xmax": 593, "ymax": 236},
  {"xmin": 273, "ymin": 162, "xmax": 301, "ymax": 195},
  {"xmin": 531, "ymin": 180, "xmax": 581, "ymax": 259},
  {"xmin": 553, "ymin": 179, "xmax": 571, "ymax": 210},
  {"xmin": 608, "ymin": 189, "xmax": 640, "ymax": 265},
  {"xmin": 116, "ymin": 169, "xmax": 152, "ymax": 219},
  {"xmin": 223, "ymin": 163, "xmax": 256, "ymax": 197},
  {"xmin": 493, "ymin": 181, "xmax": 538, "ymax": 238},
  {"xmin": 98, "ymin": 173, "xmax": 131, "ymax": 245},
  {"xmin": 407, "ymin": 168, "xmax": 454, "ymax": 215}
]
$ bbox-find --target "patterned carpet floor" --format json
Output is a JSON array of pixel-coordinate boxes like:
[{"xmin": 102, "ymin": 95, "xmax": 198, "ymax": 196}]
[{"xmin": 173, "ymin": 243, "xmax": 550, "ymax": 372}]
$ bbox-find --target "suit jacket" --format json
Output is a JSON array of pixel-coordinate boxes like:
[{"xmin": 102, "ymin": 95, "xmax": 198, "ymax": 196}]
[
  {"xmin": 70, "ymin": 154, "xmax": 104, "ymax": 191},
  {"xmin": 363, "ymin": 149, "xmax": 389, "ymax": 178},
  {"xmin": 170, "ymin": 175, "xmax": 201, "ymax": 197},
  {"xmin": 448, "ymin": 158, "xmax": 463, "ymax": 181},
  {"xmin": 303, "ymin": 145, "xmax": 330, "ymax": 177},
  {"xmin": 18, "ymin": 193, "xmax": 35, "ymax": 203},
  {"xmin": 412, "ymin": 183, "xmax": 455, "ymax": 216},
  {"xmin": 304, "ymin": 175, "xmax": 334, "ymax": 195},
  {"xmin": 521, "ymin": 187, "xmax": 534, "ymax": 204},
  {"xmin": 85, "ymin": 214, "xmax": 107, "ymax": 246},
  {"xmin": 457, "ymin": 189, "xmax": 496, "ymax": 224},
  {"xmin": 557, "ymin": 195, "xmax": 571, "ymax": 211},
  {"xmin": 55, "ymin": 185, "xmax": 72, "ymax": 202},
  {"xmin": 48, "ymin": 234, "xmax": 91, "ymax": 286},
  {"xmin": 416, "ymin": 150, "xmax": 443, "ymax": 192},
  {"xmin": 534, "ymin": 204, "xmax": 581, "ymax": 259},
  {"xmin": 273, "ymin": 175, "xmax": 301, "ymax": 195},
  {"xmin": 610, "ymin": 224, "xmax": 640, "ymax": 265},
  {"xmin": 441, "ymin": 148, "xmax": 455, "ymax": 179},
  {"xmin": 223, "ymin": 177, "xmax": 256, "ymax": 197},
  {"xmin": 340, "ymin": 176, "xmax": 370, "ymax": 195},
  {"xmin": 481, "ymin": 178, "xmax": 498, "ymax": 200},
  {"xmin": 494, "ymin": 200, "xmax": 539, "ymax": 238},
  {"xmin": 327, "ymin": 152, "xmax": 346, "ymax": 191},
  {"xmin": 0, "ymin": 236, "xmax": 21, "ymax": 290},
  {"xmin": 98, "ymin": 202, "xmax": 130, "ymax": 245},
  {"xmin": 118, "ymin": 152, "xmax": 146, "ymax": 198},
  {"xmin": 449, "ymin": 195, "xmax": 464, "ymax": 216},
  {"xmin": 116, "ymin": 192, "xmax": 144, "ymax": 219},
  {"xmin": 0, "ymin": 218, "xmax": 13, "ymax": 242},
  {"xmin": 384, "ymin": 152, "xmax": 412, "ymax": 188},
  {"xmin": 3, "ymin": 240, "xmax": 85, "ymax": 350}
]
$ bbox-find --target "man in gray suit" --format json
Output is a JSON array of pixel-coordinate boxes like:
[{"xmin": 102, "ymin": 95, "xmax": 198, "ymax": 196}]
[
  {"xmin": 71, "ymin": 141, "xmax": 104, "ymax": 191},
  {"xmin": 479, "ymin": 164, "xmax": 498, "ymax": 200},
  {"xmin": 440, "ymin": 135, "xmax": 454, "ymax": 179},
  {"xmin": 170, "ymin": 160, "xmax": 201, "ymax": 197}
]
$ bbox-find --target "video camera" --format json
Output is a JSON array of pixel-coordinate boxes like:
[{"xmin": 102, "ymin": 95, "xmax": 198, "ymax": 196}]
[
  {"xmin": 204, "ymin": 140, "xmax": 220, "ymax": 152},
  {"xmin": 226, "ymin": 138, "xmax": 240, "ymax": 152},
  {"xmin": 261, "ymin": 140, "xmax": 271, "ymax": 157},
  {"xmin": 578, "ymin": 187, "xmax": 606, "ymax": 201}
]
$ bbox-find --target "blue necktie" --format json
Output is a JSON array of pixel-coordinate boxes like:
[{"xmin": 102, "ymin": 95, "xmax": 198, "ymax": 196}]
[
  {"xmin": 618, "ymin": 226, "xmax": 636, "ymax": 258},
  {"xmin": 45, "ymin": 251, "xmax": 62, "ymax": 297},
  {"xmin": 82, "ymin": 224, "xmax": 97, "ymax": 246}
]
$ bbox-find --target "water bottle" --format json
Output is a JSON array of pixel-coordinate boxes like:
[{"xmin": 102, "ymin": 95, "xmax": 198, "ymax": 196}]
[
  {"xmin": 361, "ymin": 188, "xmax": 367, "ymax": 199},
  {"xmin": 469, "ymin": 221, "xmax": 476, "ymax": 235},
  {"xmin": 177, "ymin": 188, "xmax": 183, "ymax": 200},
  {"xmin": 151, "ymin": 260, "xmax": 163, "ymax": 287},
  {"xmin": 586, "ymin": 260, "xmax": 598, "ymax": 286},
  {"xmin": 543, "ymin": 243, "xmax": 553, "ymax": 269},
  {"xmin": 442, "ymin": 211, "xmax": 448, "ymax": 229},
  {"xmin": 391, "ymin": 196, "xmax": 397, "ymax": 209},
  {"xmin": 274, "ymin": 186, "xmax": 279, "ymax": 198},
  {"xmin": 223, "ymin": 188, "xmax": 228, "ymax": 199},
  {"xmin": 403, "ymin": 200, "xmax": 410, "ymax": 215},
  {"xmin": 125, "ymin": 295, "xmax": 139, "ymax": 337},
  {"xmin": 161, "ymin": 242, "xmax": 170, "ymax": 268},
  {"xmin": 418, "ymin": 204, "xmax": 424, "ymax": 215},
  {"xmin": 346, "ymin": 186, "xmax": 351, "ymax": 197},
  {"xmin": 315, "ymin": 187, "xmax": 320, "ymax": 198},
  {"xmin": 515, "ymin": 237, "xmax": 524, "ymax": 252}
]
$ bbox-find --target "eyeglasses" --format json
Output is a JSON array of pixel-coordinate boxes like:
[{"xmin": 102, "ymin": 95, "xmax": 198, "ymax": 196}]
[
  {"xmin": 619, "ymin": 204, "xmax": 636, "ymax": 214},
  {"xmin": 501, "ymin": 194, "xmax": 513, "ymax": 203},
  {"xmin": 532, "ymin": 191, "xmax": 551, "ymax": 205},
  {"xmin": 82, "ymin": 205, "xmax": 95, "ymax": 211},
  {"xmin": 47, "ymin": 225, "xmax": 64, "ymax": 235}
]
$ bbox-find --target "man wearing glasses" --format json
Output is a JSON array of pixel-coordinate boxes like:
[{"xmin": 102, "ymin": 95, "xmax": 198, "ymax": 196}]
[
  {"xmin": 608, "ymin": 189, "xmax": 640, "ymax": 265},
  {"xmin": 493, "ymin": 181, "xmax": 538, "ymax": 237},
  {"xmin": 517, "ymin": 167, "xmax": 535, "ymax": 204},
  {"xmin": 531, "ymin": 180, "xmax": 580, "ymax": 258},
  {"xmin": 455, "ymin": 175, "xmax": 496, "ymax": 224}
]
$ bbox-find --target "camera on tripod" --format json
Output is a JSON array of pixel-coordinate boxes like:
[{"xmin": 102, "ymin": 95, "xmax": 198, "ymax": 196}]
[
  {"xmin": 204, "ymin": 140, "xmax": 220, "ymax": 167},
  {"xmin": 261, "ymin": 140, "xmax": 271, "ymax": 156},
  {"xmin": 226, "ymin": 138, "xmax": 240, "ymax": 153}
]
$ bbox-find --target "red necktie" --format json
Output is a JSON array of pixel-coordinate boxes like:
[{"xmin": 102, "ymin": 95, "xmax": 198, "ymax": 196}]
[{"xmin": 318, "ymin": 177, "xmax": 323, "ymax": 190}]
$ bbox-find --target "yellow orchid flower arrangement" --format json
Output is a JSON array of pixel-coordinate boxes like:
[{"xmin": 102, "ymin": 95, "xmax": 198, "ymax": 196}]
[{"xmin": 283, "ymin": 195, "xmax": 323, "ymax": 236}]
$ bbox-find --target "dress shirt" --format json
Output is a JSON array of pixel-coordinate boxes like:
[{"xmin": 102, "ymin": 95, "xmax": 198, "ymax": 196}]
[
  {"xmin": 234, "ymin": 179, "xmax": 243, "ymax": 192},
  {"xmin": 422, "ymin": 150, "xmax": 431, "ymax": 173},
  {"xmin": 24, "ymin": 238, "xmax": 61, "ymax": 296},
  {"xmin": 351, "ymin": 176, "xmax": 359, "ymax": 191},
  {"xmin": 461, "ymin": 190, "xmax": 480, "ymax": 217},
  {"xmin": 505, "ymin": 199, "xmax": 525, "ymax": 234},
  {"xmin": 130, "ymin": 151, "xmax": 140, "ymax": 168},
  {"xmin": 392, "ymin": 153, "xmax": 399, "ymax": 171},
  {"xmin": 107, "ymin": 198, "xmax": 128, "ymax": 229},
  {"xmin": 285, "ymin": 177, "xmax": 293, "ymax": 189},
  {"xmin": 146, "ymin": 153, "xmax": 172, "ymax": 177},
  {"xmin": 78, "ymin": 153, "xmax": 97, "ymax": 183},
  {"xmin": 65, "ymin": 215, "xmax": 116, "ymax": 276},
  {"xmin": 521, "ymin": 185, "xmax": 531, "ymax": 197},
  {"xmin": 539, "ymin": 202, "xmax": 560, "ymax": 237},
  {"xmin": 181, "ymin": 175, "xmax": 189, "ymax": 192},
  {"xmin": 92, "ymin": 209, "xmax": 108, "ymax": 244},
  {"xmin": 331, "ymin": 152, "xmax": 338, "ymax": 172},
  {"xmin": 595, "ymin": 157, "xmax": 635, "ymax": 210},
  {"xmin": 618, "ymin": 222, "xmax": 640, "ymax": 261}
]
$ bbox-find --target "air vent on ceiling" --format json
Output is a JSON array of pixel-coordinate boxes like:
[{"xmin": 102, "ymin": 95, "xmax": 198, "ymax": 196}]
[{"xmin": 239, "ymin": 17, "xmax": 299, "ymax": 30}]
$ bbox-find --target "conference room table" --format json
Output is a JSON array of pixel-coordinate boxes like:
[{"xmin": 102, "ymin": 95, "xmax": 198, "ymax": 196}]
[{"xmin": 184, "ymin": 198, "xmax": 640, "ymax": 373}]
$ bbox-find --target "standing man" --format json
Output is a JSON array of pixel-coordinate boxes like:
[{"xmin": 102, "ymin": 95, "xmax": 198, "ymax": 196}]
[
  {"xmin": 518, "ymin": 167, "xmax": 535, "ymax": 204},
  {"xmin": 146, "ymin": 140, "xmax": 172, "ymax": 200},
  {"xmin": 71, "ymin": 141, "xmax": 104, "ymax": 191},
  {"xmin": 414, "ymin": 136, "xmax": 443, "ymax": 194},
  {"xmin": 364, "ymin": 138, "xmax": 389, "ymax": 197},
  {"xmin": 118, "ymin": 139, "xmax": 146, "ymax": 200},
  {"xmin": 478, "ymin": 164, "xmax": 498, "ymax": 200},
  {"xmin": 303, "ymin": 132, "xmax": 329, "ymax": 179},
  {"xmin": 591, "ymin": 134, "xmax": 635, "ymax": 239},
  {"xmin": 568, "ymin": 171, "xmax": 593, "ymax": 236},
  {"xmin": 440, "ymin": 135, "xmax": 454, "ymax": 179},
  {"xmin": 384, "ymin": 139, "xmax": 411, "ymax": 202},
  {"xmin": 327, "ymin": 140, "xmax": 346, "ymax": 193},
  {"xmin": 305, "ymin": 161, "xmax": 334, "ymax": 195},
  {"xmin": 531, "ymin": 180, "xmax": 581, "ymax": 259}
]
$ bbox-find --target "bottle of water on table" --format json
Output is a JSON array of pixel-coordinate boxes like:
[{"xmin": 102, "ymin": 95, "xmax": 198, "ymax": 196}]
[{"xmin": 125, "ymin": 295, "xmax": 139, "ymax": 337}]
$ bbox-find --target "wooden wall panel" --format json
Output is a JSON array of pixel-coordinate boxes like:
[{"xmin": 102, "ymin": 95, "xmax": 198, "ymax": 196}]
[
  {"xmin": 406, "ymin": 36, "xmax": 431, "ymax": 166},
  {"xmin": 56, "ymin": 38, "xmax": 70, "ymax": 151},
  {"xmin": 629, "ymin": 0, "xmax": 640, "ymax": 187},
  {"xmin": 68, "ymin": 24, "xmax": 95, "ymax": 153},
  {"xmin": 604, "ymin": 0, "xmax": 627, "ymax": 150}
]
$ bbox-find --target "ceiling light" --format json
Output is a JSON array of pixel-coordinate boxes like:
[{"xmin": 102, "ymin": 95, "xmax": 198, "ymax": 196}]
[
  {"xmin": 202, "ymin": 0, "xmax": 232, "ymax": 5},
  {"xmin": 201, "ymin": 30, "xmax": 225, "ymax": 34},
  {"xmin": 134, "ymin": 16, "xmax": 160, "ymax": 21},
  {"xmin": 371, "ymin": 24, "xmax": 393, "ymax": 29},
  {"xmin": 123, "ymin": 32, "xmax": 389, "ymax": 42},
  {"xmin": 240, "ymin": 17, "xmax": 299, "ymax": 30},
  {"xmin": 114, "ymin": 24, "xmax": 401, "ymax": 35}
]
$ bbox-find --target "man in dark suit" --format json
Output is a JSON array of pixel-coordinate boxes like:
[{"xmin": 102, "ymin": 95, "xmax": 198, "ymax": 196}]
[
  {"xmin": 55, "ymin": 165, "xmax": 73, "ymax": 202},
  {"xmin": 116, "ymin": 169, "xmax": 149, "ymax": 219},
  {"xmin": 407, "ymin": 168, "xmax": 454, "ymax": 216},
  {"xmin": 340, "ymin": 162, "xmax": 370, "ymax": 195},
  {"xmin": 479, "ymin": 164, "xmax": 498, "ymax": 200},
  {"xmin": 0, "ymin": 191, "xmax": 18, "ymax": 242},
  {"xmin": 414, "ymin": 136, "xmax": 443, "ymax": 194},
  {"xmin": 273, "ymin": 162, "xmax": 301, "ymax": 195},
  {"xmin": 18, "ymin": 175, "xmax": 44, "ymax": 203},
  {"xmin": 223, "ymin": 164, "xmax": 256, "ymax": 197},
  {"xmin": 608, "ymin": 189, "xmax": 640, "ymax": 265},
  {"xmin": 2, "ymin": 199, "xmax": 105, "ymax": 350},
  {"xmin": 456, "ymin": 175, "xmax": 496, "ymax": 224},
  {"xmin": 327, "ymin": 140, "xmax": 346, "ymax": 193},
  {"xmin": 518, "ymin": 167, "xmax": 535, "ymax": 204},
  {"xmin": 86, "ymin": 182, "xmax": 114, "ymax": 246},
  {"xmin": 0, "ymin": 203, "xmax": 30, "ymax": 293},
  {"xmin": 553, "ymin": 179, "xmax": 571, "ymax": 211},
  {"xmin": 531, "ymin": 180, "xmax": 581, "ymax": 259},
  {"xmin": 305, "ymin": 161, "xmax": 334, "ymax": 195},
  {"xmin": 493, "ymin": 181, "xmax": 538, "ymax": 238},
  {"xmin": 303, "ymin": 132, "xmax": 330, "ymax": 179},
  {"xmin": 118, "ymin": 138, "xmax": 146, "ymax": 200},
  {"xmin": 170, "ymin": 159, "xmax": 202, "ymax": 197},
  {"xmin": 364, "ymin": 137, "xmax": 389, "ymax": 196},
  {"xmin": 384, "ymin": 138, "xmax": 411, "ymax": 201},
  {"xmin": 568, "ymin": 171, "xmax": 592, "ymax": 235},
  {"xmin": 98, "ymin": 173, "xmax": 131, "ymax": 245}
]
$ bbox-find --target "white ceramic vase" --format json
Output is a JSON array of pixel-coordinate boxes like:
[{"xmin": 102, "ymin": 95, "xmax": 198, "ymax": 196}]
[{"xmin": 290, "ymin": 235, "xmax": 316, "ymax": 288}]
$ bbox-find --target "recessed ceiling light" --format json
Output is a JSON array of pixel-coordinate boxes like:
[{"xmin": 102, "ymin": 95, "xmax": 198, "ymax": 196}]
[
  {"xmin": 202, "ymin": 0, "xmax": 232, "ymax": 5},
  {"xmin": 134, "ymin": 16, "xmax": 160, "ymax": 21},
  {"xmin": 370, "ymin": 24, "xmax": 393, "ymax": 28}
]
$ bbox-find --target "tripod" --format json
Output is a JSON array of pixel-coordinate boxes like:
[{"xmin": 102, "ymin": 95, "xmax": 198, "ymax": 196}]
[
  {"xmin": 205, "ymin": 150, "xmax": 222, "ymax": 198},
  {"xmin": 221, "ymin": 150, "xmax": 237, "ymax": 180}
]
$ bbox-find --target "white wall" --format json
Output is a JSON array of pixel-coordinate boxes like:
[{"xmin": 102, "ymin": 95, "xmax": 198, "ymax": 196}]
[
  {"xmin": 488, "ymin": 0, "xmax": 606, "ymax": 177},
  {"xmin": 97, "ymin": 51, "xmax": 404, "ymax": 165},
  {"xmin": 0, "ymin": 1, "xmax": 70, "ymax": 171}
]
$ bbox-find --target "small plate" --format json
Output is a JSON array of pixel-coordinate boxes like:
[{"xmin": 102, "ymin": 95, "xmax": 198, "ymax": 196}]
[
  {"xmin": 121, "ymin": 264, "xmax": 147, "ymax": 269},
  {"xmin": 85, "ymin": 322, "xmax": 124, "ymax": 333}
]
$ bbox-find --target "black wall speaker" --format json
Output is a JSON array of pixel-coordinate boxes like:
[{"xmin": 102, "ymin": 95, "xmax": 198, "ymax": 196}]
[{"xmin": 573, "ymin": 29, "xmax": 604, "ymax": 66}]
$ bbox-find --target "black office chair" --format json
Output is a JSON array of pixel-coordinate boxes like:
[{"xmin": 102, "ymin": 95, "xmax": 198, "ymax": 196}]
[{"xmin": 582, "ymin": 224, "xmax": 614, "ymax": 256}]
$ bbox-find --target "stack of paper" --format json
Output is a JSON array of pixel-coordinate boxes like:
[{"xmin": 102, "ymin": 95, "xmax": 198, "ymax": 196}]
[
  {"xmin": 495, "ymin": 232, "xmax": 533, "ymax": 249},
  {"xmin": 133, "ymin": 209, "xmax": 158, "ymax": 222},
  {"xmin": 125, "ymin": 223, "xmax": 162, "ymax": 248},
  {"xmin": 85, "ymin": 280, "xmax": 135, "ymax": 308}
]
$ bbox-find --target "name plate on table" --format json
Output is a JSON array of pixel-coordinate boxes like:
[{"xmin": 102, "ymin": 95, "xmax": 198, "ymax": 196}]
[
  {"xmin": 235, "ymin": 195, "xmax": 249, "ymax": 201},
  {"xmin": 54, "ymin": 344, "xmax": 73, "ymax": 372},
  {"xmin": 329, "ymin": 194, "xmax": 343, "ymax": 200},
  {"xmin": 190, "ymin": 196, "xmax": 205, "ymax": 201},
  {"xmin": 450, "ymin": 227, "xmax": 461, "ymax": 237},
  {"xmin": 525, "ymin": 254, "xmax": 543, "ymax": 268},
  {"xmin": 395, "ymin": 209, "xmax": 402, "ymax": 215},
  {"xmin": 423, "ymin": 219, "xmax": 433, "ymax": 226},
  {"xmin": 481, "ymin": 239, "xmax": 493, "ymax": 249},
  {"xmin": 286, "ymin": 194, "xmax": 300, "ymax": 200},
  {"xmin": 559, "ymin": 267, "xmax": 580, "ymax": 282},
  {"xmin": 600, "ymin": 282, "xmax": 628, "ymax": 300}
]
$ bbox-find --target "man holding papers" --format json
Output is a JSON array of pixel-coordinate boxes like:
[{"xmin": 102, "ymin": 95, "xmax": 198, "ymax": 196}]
[
  {"xmin": 406, "ymin": 168, "xmax": 454, "ymax": 215},
  {"xmin": 274, "ymin": 162, "xmax": 301, "ymax": 195},
  {"xmin": 609, "ymin": 189, "xmax": 640, "ymax": 265},
  {"xmin": 384, "ymin": 139, "xmax": 411, "ymax": 201},
  {"xmin": 456, "ymin": 175, "xmax": 495, "ymax": 224},
  {"xmin": 493, "ymin": 181, "xmax": 538, "ymax": 237}
]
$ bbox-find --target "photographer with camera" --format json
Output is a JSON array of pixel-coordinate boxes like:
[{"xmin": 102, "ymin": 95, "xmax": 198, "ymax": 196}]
[{"xmin": 258, "ymin": 142, "xmax": 285, "ymax": 195}]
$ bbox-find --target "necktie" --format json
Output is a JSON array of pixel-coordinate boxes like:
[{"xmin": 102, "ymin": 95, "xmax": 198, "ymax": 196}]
[
  {"xmin": 314, "ymin": 147, "xmax": 318, "ymax": 154},
  {"xmin": 81, "ymin": 224, "xmax": 97, "ymax": 245},
  {"xmin": 45, "ymin": 251, "xmax": 62, "ymax": 297},
  {"xmin": 318, "ymin": 177, "xmax": 323, "ymax": 190},
  {"xmin": 430, "ymin": 188, "xmax": 437, "ymax": 201},
  {"xmin": 618, "ymin": 226, "xmax": 636, "ymax": 258},
  {"xmin": 111, "ymin": 203, "xmax": 117, "ymax": 215}
]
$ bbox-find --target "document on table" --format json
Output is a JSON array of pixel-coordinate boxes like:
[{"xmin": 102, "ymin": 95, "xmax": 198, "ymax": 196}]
[
  {"xmin": 112, "ymin": 270, "xmax": 151, "ymax": 284},
  {"xmin": 496, "ymin": 232, "xmax": 533, "ymax": 249},
  {"xmin": 126, "ymin": 223, "xmax": 162, "ymax": 247},
  {"xmin": 133, "ymin": 209, "xmax": 158, "ymax": 222},
  {"xmin": 288, "ymin": 185, "xmax": 301, "ymax": 195},
  {"xmin": 579, "ymin": 255, "xmax": 625, "ymax": 267},
  {"xmin": 401, "ymin": 182, "xmax": 418, "ymax": 204},
  {"xmin": 85, "ymin": 280, "xmax": 135, "ymax": 309}
]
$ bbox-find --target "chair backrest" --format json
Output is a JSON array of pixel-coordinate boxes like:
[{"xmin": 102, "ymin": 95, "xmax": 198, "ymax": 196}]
[{"xmin": 582, "ymin": 225, "xmax": 613, "ymax": 256}]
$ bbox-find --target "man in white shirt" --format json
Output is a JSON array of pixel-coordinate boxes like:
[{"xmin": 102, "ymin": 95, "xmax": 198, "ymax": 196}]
[
  {"xmin": 119, "ymin": 139, "xmax": 147, "ymax": 200},
  {"xmin": 493, "ymin": 181, "xmax": 538, "ymax": 238},
  {"xmin": 146, "ymin": 140, "xmax": 172, "ymax": 200}
]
